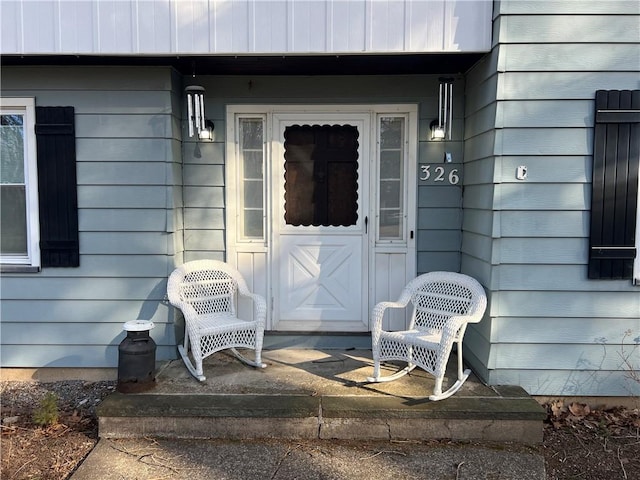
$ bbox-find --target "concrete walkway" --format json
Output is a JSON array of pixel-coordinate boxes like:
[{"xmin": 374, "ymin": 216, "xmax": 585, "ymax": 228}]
[{"xmin": 71, "ymin": 436, "xmax": 546, "ymax": 480}]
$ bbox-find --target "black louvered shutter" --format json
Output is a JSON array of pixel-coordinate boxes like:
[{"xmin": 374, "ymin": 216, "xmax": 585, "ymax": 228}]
[
  {"xmin": 588, "ymin": 90, "xmax": 640, "ymax": 279},
  {"xmin": 35, "ymin": 106, "xmax": 79, "ymax": 267}
]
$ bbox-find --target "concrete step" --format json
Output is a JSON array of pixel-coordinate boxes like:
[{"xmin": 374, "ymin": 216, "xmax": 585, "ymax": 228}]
[{"xmin": 97, "ymin": 349, "xmax": 547, "ymax": 444}]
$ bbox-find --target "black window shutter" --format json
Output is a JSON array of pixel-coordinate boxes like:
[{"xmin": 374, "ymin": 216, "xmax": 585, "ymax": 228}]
[
  {"xmin": 35, "ymin": 106, "xmax": 79, "ymax": 267},
  {"xmin": 588, "ymin": 90, "xmax": 640, "ymax": 279}
]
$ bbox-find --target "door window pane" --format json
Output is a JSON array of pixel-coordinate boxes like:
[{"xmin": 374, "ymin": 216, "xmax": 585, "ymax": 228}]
[
  {"xmin": 378, "ymin": 117, "xmax": 405, "ymax": 240},
  {"xmin": 239, "ymin": 118, "xmax": 264, "ymax": 239},
  {"xmin": 284, "ymin": 124, "xmax": 359, "ymax": 227}
]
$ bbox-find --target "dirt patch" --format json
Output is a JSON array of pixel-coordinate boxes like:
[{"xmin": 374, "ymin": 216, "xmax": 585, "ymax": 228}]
[
  {"xmin": 1, "ymin": 381, "xmax": 115, "ymax": 480},
  {"xmin": 542, "ymin": 400, "xmax": 640, "ymax": 480},
  {"xmin": 1, "ymin": 381, "xmax": 639, "ymax": 480}
]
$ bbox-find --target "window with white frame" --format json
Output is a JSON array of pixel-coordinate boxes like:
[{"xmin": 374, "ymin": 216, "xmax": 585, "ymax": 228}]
[{"xmin": 0, "ymin": 98, "xmax": 40, "ymax": 267}]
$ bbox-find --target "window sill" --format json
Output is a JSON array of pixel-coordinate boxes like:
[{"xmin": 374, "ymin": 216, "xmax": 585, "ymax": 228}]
[{"xmin": 0, "ymin": 265, "xmax": 41, "ymax": 274}]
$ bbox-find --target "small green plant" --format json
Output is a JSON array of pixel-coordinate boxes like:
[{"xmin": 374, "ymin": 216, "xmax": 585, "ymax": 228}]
[{"xmin": 32, "ymin": 392, "xmax": 59, "ymax": 427}]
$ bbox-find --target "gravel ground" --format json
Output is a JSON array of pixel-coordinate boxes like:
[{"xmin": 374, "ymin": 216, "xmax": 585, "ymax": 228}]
[
  {"xmin": 2, "ymin": 380, "xmax": 640, "ymax": 480},
  {"xmin": 1, "ymin": 380, "xmax": 116, "ymax": 420},
  {"xmin": 1, "ymin": 380, "xmax": 116, "ymax": 480}
]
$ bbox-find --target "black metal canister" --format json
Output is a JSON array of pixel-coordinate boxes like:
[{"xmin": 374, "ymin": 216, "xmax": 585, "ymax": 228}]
[{"xmin": 117, "ymin": 320, "xmax": 156, "ymax": 393}]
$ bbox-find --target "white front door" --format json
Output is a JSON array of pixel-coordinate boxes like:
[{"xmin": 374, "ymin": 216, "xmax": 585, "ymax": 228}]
[
  {"xmin": 226, "ymin": 105, "xmax": 417, "ymax": 334},
  {"xmin": 272, "ymin": 114, "xmax": 370, "ymax": 331}
]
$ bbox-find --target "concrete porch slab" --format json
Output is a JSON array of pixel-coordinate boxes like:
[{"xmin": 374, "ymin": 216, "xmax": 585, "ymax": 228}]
[{"xmin": 98, "ymin": 349, "xmax": 547, "ymax": 444}]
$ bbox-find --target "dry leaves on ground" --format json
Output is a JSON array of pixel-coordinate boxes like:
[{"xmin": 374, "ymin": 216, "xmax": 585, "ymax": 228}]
[{"xmin": 543, "ymin": 400, "xmax": 640, "ymax": 480}]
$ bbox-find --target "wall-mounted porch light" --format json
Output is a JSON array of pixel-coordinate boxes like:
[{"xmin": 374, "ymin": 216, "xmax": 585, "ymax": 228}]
[
  {"xmin": 185, "ymin": 85, "xmax": 206, "ymax": 138},
  {"xmin": 431, "ymin": 77, "xmax": 454, "ymax": 141},
  {"xmin": 198, "ymin": 119, "xmax": 215, "ymax": 141},
  {"xmin": 430, "ymin": 120, "xmax": 446, "ymax": 140}
]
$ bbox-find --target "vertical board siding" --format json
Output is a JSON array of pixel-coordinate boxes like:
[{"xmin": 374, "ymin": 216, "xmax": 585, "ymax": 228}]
[
  {"xmin": 0, "ymin": 66, "xmax": 180, "ymax": 368},
  {"xmin": 1, "ymin": 0, "xmax": 492, "ymax": 55},
  {"xmin": 463, "ymin": 0, "xmax": 640, "ymax": 395}
]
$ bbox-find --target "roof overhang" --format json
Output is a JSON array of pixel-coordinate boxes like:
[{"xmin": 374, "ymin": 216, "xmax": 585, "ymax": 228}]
[{"xmin": 0, "ymin": 53, "xmax": 486, "ymax": 76}]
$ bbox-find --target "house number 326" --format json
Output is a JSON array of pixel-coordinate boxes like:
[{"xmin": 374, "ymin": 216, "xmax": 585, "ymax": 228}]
[{"xmin": 419, "ymin": 165, "xmax": 461, "ymax": 185}]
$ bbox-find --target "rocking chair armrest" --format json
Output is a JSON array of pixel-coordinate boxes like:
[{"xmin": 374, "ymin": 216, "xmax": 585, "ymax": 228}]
[
  {"xmin": 370, "ymin": 299, "xmax": 410, "ymax": 334},
  {"xmin": 441, "ymin": 315, "xmax": 468, "ymax": 345},
  {"xmin": 239, "ymin": 291, "xmax": 267, "ymax": 324}
]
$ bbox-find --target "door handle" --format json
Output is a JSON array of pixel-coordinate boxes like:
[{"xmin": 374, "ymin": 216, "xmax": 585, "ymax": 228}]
[{"xmin": 365, "ymin": 216, "xmax": 368, "ymax": 234}]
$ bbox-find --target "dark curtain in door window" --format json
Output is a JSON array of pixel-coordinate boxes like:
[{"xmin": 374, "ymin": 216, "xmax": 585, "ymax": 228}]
[{"xmin": 284, "ymin": 124, "xmax": 359, "ymax": 227}]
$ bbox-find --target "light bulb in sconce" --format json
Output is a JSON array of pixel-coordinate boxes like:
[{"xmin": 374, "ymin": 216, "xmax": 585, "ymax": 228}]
[
  {"xmin": 430, "ymin": 120, "xmax": 446, "ymax": 140},
  {"xmin": 198, "ymin": 119, "xmax": 215, "ymax": 141}
]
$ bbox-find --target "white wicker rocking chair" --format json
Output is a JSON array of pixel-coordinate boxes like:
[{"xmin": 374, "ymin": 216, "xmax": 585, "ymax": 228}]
[
  {"xmin": 167, "ymin": 260, "xmax": 267, "ymax": 381},
  {"xmin": 367, "ymin": 271, "xmax": 487, "ymax": 401}
]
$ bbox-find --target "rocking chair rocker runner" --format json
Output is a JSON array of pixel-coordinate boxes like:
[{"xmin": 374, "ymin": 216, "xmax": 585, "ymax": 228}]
[
  {"xmin": 167, "ymin": 260, "xmax": 267, "ymax": 381},
  {"xmin": 367, "ymin": 271, "xmax": 487, "ymax": 401}
]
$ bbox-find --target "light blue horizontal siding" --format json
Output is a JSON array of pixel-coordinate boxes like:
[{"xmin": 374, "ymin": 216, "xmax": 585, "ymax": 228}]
[
  {"xmin": 495, "ymin": 184, "xmax": 588, "ymax": 210},
  {"xmin": 77, "ymin": 138, "xmax": 179, "ymax": 162},
  {"xmin": 36, "ymin": 255, "xmax": 171, "ymax": 277},
  {"xmin": 490, "ymin": 370, "xmax": 639, "ymax": 397},
  {"xmin": 500, "ymin": 44, "xmax": 638, "ymax": 72},
  {"xmin": 77, "ymin": 162, "xmax": 168, "ymax": 185},
  {"xmin": 462, "ymin": 2, "xmax": 640, "ymax": 397},
  {"xmin": 495, "ymin": 291, "xmax": 639, "ymax": 318},
  {"xmin": 500, "ymin": 211, "xmax": 588, "ymax": 237},
  {"xmin": 1, "ymin": 300, "xmax": 171, "ymax": 323},
  {"xmin": 4, "ymin": 90, "xmax": 174, "ymax": 114},
  {"xmin": 496, "ymin": 238, "xmax": 586, "ymax": 264},
  {"xmin": 497, "ymin": 1, "xmax": 639, "ymax": 16},
  {"xmin": 184, "ymin": 208, "xmax": 225, "ymax": 230},
  {"xmin": 0, "ymin": 66, "xmax": 181, "ymax": 369},
  {"xmin": 183, "ymin": 230, "xmax": 226, "ymax": 252},
  {"xmin": 183, "ymin": 164, "xmax": 225, "ymax": 186},
  {"xmin": 496, "ymin": 128, "xmax": 591, "ymax": 156},
  {"xmin": 417, "ymin": 252, "xmax": 460, "ymax": 274},
  {"xmin": 75, "ymin": 114, "xmax": 173, "ymax": 138},
  {"xmin": 183, "ymin": 186, "xmax": 225, "ymax": 208},
  {"xmin": 489, "ymin": 344, "xmax": 636, "ymax": 371},
  {"xmin": 492, "ymin": 317, "xmax": 640, "ymax": 344},
  {"xmin": 495, "ymin": 265, "xmax": 640, "ymax": 292},
  {"xmin": 499, "ymin": 72, "xmax": 640, "ymax": 100},
  {"xmin": 184, "ymin": 251, "xmax": 226, "ymax": 263},
  {"xmin": 499, "ymin": 156, "xmax": 591, "ymax": 184},
  {"xmin": 1, "ymin": 345, "xmax": 177, "ymax": 368},
  {"xmin": 496, "ymin": 100, "xmax": 593, "ymax": 128},
  {"xmin": 498, "ymin": 15, "xmax": 640, "ymax": 43},
  {"xmin": 78, "ymin": 186, "xmax": 168, "ymax": 208},
  {"xmin": 417, "ymin": 208, "xmax": 462, "ymax": 230},
  {"xmin": 417, "ymin": 231, "xmax": 461, "ymax": 252},
  {"xmin": 79, "ymin": 210, "xmax": 168, "ymax": 232},
  {"xmin": 1, "ymin": 322, "xmax": 176, "ymax": 345},
  {"xmin": 80, "ymin": 232, "xmax": 170, "ymax": 255},
  {"xmin": 1, "ymin": 277, "xmax": 168, "ymax": 301}
]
